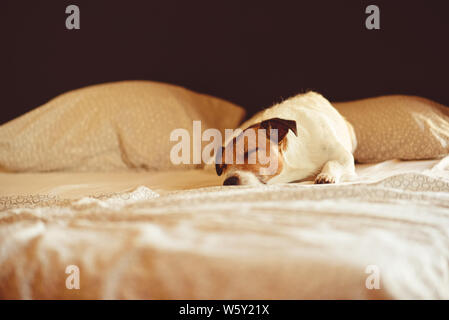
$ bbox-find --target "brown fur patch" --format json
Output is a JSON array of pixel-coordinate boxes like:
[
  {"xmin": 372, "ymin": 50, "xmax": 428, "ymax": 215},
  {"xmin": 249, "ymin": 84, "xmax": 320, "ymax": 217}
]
[{"xmin": 217, "ymin": 122, "xmax": 289, "ymax": 183}]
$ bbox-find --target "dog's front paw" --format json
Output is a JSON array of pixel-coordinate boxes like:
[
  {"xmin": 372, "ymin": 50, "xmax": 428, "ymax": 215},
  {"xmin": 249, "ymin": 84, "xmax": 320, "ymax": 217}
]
[{"xmin": 314, "ymin": 173, "xmax": 336, "ymax": 184}]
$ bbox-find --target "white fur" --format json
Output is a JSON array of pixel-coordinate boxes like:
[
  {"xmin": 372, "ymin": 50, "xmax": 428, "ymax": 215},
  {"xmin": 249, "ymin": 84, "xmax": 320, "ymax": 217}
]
[{"xmin": 227, "ymin": 91, "xmax": 357, "ymax": 185}]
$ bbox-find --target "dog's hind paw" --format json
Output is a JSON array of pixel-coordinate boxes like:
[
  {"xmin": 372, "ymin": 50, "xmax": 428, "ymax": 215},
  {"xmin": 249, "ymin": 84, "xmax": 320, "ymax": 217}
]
[{"xmin": 314, "ymin": 173, "xmax": 336, "ymax": 184}]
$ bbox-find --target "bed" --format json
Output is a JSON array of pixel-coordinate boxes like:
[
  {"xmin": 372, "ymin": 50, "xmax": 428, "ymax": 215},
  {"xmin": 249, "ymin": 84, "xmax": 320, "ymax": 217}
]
[
  {"xmin": 1, "ymin": 157, "xmax": 449, "ymax": 299},
  {"xmin": 1, "ymin": 81, "xmax": 449, "ymax": 299}
]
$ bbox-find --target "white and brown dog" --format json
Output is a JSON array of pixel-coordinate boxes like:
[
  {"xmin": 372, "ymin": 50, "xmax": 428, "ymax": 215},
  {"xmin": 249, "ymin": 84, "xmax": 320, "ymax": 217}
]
[{"xmin": 215, "ymin": 91, "xmax": 357, "ymax": 185}]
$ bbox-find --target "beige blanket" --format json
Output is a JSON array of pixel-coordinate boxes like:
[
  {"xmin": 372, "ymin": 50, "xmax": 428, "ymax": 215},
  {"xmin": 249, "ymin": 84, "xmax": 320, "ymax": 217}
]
[{"xmin": 1, "ymin": 158, "xmax": 449, "ymax": 299}]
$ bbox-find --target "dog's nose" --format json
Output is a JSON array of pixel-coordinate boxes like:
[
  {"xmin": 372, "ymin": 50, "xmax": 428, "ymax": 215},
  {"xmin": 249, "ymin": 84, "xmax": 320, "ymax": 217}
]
[{"xmin": 223, "ymin": 176, "xmax": 240, "ymax": 186}]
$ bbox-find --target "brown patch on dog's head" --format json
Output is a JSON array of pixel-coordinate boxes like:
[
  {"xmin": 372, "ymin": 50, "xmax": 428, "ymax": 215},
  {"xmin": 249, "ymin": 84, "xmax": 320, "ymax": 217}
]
[{"xmin": 215, "ymin": 118, "xmax": 297, "ymax": 185}]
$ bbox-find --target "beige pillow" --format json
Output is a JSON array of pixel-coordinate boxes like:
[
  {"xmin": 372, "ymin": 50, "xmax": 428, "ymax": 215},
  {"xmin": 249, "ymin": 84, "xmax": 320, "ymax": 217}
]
[
  {"xmin": 0, "ymin": 81, "xmax": 245, "ymax": 172},
  {"xmin": 334, "ymin": 95, "xmax": 449, "ymax": 163}
]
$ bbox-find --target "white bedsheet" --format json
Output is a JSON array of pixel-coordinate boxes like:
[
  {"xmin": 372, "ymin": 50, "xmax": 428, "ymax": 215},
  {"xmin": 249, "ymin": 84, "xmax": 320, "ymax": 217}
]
[
  {"xmin": 0, "ymin": 158, "xmax": 442, "ymax": 199},
  {"xmin": 1, "ymin": 158, "xmax": 449, "ymax": 299}
]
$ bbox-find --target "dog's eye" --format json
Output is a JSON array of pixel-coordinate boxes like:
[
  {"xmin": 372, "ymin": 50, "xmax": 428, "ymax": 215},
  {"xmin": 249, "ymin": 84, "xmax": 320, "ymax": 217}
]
[{"xmin": 244, "ymin": 148, "xmax": 258, "ymax": 159}]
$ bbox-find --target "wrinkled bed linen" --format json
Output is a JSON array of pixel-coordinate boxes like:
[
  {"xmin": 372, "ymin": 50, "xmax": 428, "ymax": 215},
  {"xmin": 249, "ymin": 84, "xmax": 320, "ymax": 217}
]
[{"xmin": 1, "ymin": 158, "xmax": 449, "ymax": 299}]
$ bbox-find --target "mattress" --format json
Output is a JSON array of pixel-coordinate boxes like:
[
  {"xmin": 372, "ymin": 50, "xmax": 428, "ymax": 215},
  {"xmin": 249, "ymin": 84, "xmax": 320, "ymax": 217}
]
[{"xmin": 1, "ymin": 158, "xmax": 449, "ymax": 299}]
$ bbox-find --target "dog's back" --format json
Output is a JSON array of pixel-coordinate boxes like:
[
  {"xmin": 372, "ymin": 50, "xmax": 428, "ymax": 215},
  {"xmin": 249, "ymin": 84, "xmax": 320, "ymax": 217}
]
[{"xmin": 240, "ymin": 91, "xmax": 355, "ymax": 154}]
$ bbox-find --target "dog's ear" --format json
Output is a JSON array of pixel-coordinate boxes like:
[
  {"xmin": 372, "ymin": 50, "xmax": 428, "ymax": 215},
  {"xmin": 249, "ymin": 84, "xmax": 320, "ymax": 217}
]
[
  {"xmin": 215, "ymin": 146, "xmax": 226, "ymax": 176},
  {"xmin": 260, "ymin": 118, "xmax": 297, "ymax": 143}
]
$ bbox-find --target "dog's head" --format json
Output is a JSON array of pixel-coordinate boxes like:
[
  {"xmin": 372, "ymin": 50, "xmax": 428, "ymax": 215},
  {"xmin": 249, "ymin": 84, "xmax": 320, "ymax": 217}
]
[{"xmin": 215, "ymin": 118, "xmax": 297, "ymax": 185}]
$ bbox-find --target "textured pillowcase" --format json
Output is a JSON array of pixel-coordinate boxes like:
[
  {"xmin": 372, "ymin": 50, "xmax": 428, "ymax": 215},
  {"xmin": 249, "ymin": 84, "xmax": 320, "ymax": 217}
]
[
  {"xmin": 334, "ymin": 95, "xmax": 449, "ymax": 163},
  {"xmin": 0, "ymin": 81, "xmax": 245, "ymax": 172}
]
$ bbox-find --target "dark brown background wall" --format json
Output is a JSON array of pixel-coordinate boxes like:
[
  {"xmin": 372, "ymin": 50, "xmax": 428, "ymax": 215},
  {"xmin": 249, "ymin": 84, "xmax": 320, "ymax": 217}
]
[{"xmin": 1, "ymin": 0, "xmax": 448, "ymax": 124}]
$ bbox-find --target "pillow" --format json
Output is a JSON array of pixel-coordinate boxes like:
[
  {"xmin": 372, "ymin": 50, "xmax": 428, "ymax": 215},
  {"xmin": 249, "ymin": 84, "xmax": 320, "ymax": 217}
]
[
  {"xmin": 0, "ymin": 81, "xmax": 245, "ymax": 172},
  {"xmin": 333, "ymin": 95, "xmax": 449, "ymax": 163}
]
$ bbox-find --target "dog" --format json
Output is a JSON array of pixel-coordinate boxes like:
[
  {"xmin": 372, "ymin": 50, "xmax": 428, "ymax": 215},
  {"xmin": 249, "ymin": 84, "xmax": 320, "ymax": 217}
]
[{"xmin": 215, "ymin": 91, "xmax": 357, "ymax": 185}]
